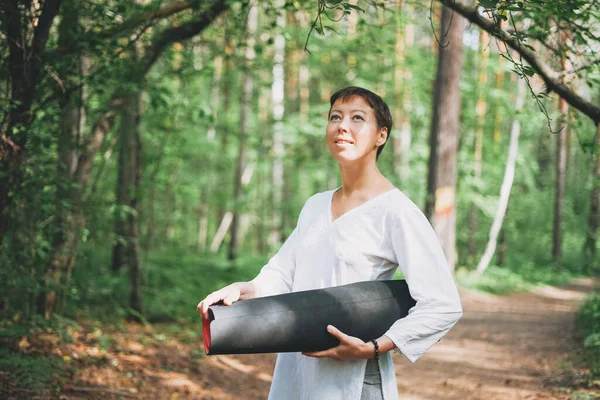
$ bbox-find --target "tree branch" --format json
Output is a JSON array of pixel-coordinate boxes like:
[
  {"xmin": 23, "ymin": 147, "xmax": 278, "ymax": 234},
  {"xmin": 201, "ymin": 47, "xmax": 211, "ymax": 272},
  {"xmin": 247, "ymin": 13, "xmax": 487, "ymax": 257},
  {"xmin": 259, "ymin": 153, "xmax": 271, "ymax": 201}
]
[
  {"xmin": 75, "ymin": 110, "xmax": 117, "ymax": 189},
  {"xmin": 94, "ymin": 0, "xmax": 194, "ymax": 40},
  {"xmin": 437, "ymin": 0, "xmax": 600, "ymax": 125},
  {"xmin": 143, "ymin": 0, "xmax": 228, "ymax": 72}
]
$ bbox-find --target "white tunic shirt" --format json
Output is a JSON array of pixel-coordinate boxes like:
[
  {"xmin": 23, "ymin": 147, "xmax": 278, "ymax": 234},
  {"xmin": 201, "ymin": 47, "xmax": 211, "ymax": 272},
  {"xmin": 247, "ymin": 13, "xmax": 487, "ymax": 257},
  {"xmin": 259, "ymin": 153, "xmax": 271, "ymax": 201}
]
[{"xmin": 251, "ymin": 188, "xmax": 463, "ymax": 400}]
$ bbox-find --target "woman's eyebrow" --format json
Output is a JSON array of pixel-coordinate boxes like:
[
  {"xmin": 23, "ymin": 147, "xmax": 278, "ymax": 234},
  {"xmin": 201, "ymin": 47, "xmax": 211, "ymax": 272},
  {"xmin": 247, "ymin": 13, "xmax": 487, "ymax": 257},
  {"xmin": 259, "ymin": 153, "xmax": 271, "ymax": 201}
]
[{"xmin": 330, "ymin": 109, "xmax": 367, "ymax": 114}]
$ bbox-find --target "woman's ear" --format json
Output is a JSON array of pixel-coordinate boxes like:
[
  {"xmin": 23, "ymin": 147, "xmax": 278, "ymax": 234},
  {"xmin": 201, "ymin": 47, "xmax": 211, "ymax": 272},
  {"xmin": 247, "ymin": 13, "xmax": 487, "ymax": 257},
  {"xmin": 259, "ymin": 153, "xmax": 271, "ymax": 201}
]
[{"xmin": 377, "ymin": 128, "xmax": 388, "ymax": 146}]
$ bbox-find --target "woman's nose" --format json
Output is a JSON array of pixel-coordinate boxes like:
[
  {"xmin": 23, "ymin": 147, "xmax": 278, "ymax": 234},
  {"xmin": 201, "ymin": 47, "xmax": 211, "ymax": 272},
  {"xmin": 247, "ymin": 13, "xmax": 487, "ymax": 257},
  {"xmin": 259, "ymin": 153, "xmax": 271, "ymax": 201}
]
[{"xmin": 338, "ymin": 117, "xmax": 350, "ymax": 131}]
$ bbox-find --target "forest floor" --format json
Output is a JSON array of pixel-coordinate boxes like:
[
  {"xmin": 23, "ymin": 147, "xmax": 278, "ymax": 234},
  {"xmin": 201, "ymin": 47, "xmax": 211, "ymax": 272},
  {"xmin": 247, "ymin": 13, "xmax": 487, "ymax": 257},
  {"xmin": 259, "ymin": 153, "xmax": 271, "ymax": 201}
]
[{"xmin": 4, "ymin": 278, "xmax": 600, "ymax": 400}]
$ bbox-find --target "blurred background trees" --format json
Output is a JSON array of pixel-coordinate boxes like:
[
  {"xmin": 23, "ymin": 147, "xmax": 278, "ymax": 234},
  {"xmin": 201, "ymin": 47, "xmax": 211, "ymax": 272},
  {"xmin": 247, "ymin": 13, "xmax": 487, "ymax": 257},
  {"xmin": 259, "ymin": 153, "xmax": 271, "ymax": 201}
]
[{"xmin": 0, "ymin": 0, "xmax": 598, "ymax": 325}]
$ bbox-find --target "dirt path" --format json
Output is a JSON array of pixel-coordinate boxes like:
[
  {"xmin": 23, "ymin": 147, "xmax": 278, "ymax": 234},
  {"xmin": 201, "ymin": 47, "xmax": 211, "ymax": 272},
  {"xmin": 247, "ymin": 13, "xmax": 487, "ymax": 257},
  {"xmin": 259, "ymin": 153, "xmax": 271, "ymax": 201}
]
[
  {"xmin": 59, "ymin": 278, "xmax": 599, "ymax": 400},
  {"xmin": 394, "ymin": 278, "xmax": 598, "ymax": 400}
]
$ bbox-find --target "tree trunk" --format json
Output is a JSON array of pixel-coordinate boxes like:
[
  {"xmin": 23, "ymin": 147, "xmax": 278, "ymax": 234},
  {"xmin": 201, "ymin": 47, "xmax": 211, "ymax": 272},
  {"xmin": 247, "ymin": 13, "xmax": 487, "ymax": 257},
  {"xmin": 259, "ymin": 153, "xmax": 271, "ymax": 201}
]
[
  {"xmin": 299, "ymin": 65, "xmax": 310, "ymax": 123},
  {"xmin": 399, "ymin": 18, "xmax": 414, "ymax": 182},
  {"xmin": 584, "ymin": 123, "xmax": 600, "ymax": 260},
  {"xmin": 198, "ymin": 48, "xmax": 223, "ymax": 252},
  {"xmin": 228, "ymin": 1, "xmax": 257, "ymax": 261},
  {"xmin": 476, "ymin": 78, "xmax": 525, "ymax": 274},
  {"xmin": 0, "ymin": 0, "xmax": 62, "ymax": 243},
  {"xmin": 216, "ymin": 44, "xmax": 233, "ymax": 230},
  {"xmin": 269, "ymin": 1, "xmax": 286, "ymax": 249},
  {"xmin": 424, "ymin": 6, "xmax": 465, "ymax": 272},
  {"xmin": 40, "ymin": 97, "xmax": 83, "ymax": 317},
  {"xmin": 497, "ymin": 205, "xmax": 508, "ymax": 266},
  {"xmin": 552, "ymin": 97, "xmax": 568, "ymax": 265},
  {"xmin": 211, "ymin": 212, "xmax": 233, "ymax": 253},
  {"xmin": 38, "ymin": 4, "xmax": 87, "ymax": 318},
  {"xmin": 111, "ymin": 90, "xmax": 143, "ymax": 316},
  {"xmin": 285, "ymin": 12, "xmax": 301, "ymax": 116},
  {"xmin": 468, "ymin": 29, "xmax": 489, "ymax": 260},
  {"xmin": 493, "ymin": 55, "xmax": 506, "ymax": 145},
  {"xmin": 256, "ymin": 89, "xmax": 270, "ymax": 255},
  {"xmin": 393, "ymin": 0, "xmax": 413, "ymax": 182}
]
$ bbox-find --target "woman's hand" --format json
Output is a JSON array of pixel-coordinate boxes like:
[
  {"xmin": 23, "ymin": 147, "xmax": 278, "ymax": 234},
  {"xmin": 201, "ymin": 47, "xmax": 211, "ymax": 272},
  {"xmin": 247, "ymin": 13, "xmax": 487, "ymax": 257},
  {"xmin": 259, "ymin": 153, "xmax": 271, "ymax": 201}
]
[
  {"xmin": 302, "ymin": 325, "xmax": 374, "ymax": 361},
  {"xmin": 196, "ymin": 284, "xmax": 242, "ymax": 320}
]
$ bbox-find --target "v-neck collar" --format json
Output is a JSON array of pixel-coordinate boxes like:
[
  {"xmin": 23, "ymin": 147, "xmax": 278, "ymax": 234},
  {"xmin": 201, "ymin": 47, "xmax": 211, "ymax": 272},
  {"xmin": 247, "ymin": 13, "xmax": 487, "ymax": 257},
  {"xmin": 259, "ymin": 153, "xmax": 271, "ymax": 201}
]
[{"xmin": 328, "ymin": 186, "xmax": 398, "ymax": 224}]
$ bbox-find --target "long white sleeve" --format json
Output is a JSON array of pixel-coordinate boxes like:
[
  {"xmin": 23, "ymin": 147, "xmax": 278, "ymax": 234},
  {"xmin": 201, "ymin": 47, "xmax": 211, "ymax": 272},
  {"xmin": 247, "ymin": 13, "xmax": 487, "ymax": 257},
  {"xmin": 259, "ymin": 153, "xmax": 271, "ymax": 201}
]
[
  {"xmin": 383, "ymin": 208, "xmax": 463, "ymax": 363},
  {"xmin": 250, "ymin": 227, "xmax": 299, "ymax": 298}
]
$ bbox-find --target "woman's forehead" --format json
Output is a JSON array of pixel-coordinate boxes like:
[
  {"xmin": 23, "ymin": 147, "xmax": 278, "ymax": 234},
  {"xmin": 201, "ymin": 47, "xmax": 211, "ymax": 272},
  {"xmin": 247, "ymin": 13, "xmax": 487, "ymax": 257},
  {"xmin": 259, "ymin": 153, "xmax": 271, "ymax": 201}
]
[{"xmin": 330, "ymin": 96, "xmax": 374, "ymax": 112}]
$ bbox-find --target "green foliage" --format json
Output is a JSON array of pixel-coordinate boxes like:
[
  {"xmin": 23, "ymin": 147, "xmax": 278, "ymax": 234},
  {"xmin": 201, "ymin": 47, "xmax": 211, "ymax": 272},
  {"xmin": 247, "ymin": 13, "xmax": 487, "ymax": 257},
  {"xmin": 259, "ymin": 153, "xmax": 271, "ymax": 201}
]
[
  {"xmin": 67, "ymin": 247, "xmax": 267, "ymax": 323},
  {"xmin": 0, "ymin": 349, "xmax": 66, "ymax": 395},
  {"xmin": 143, "ymin": 252, "xmax": 266, "ymax": 322},
  {"xmin": 577, "ymin": 292, "xmax": 600, "ymax": 378},
  {"xmin": 456, "ymin": 262, "xmax": 582, "ymax": 295},
  {"xmin": 0, "ymin": 317, "xmax": 76, "ymax": 395}
]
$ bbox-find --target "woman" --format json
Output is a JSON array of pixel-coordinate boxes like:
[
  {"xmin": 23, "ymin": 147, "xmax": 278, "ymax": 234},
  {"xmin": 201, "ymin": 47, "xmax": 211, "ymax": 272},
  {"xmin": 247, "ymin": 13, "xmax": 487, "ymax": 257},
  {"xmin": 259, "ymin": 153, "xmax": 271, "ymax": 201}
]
[{"xmin": 197, "ymin": 86, "xmax": 463, "ymax": 400}]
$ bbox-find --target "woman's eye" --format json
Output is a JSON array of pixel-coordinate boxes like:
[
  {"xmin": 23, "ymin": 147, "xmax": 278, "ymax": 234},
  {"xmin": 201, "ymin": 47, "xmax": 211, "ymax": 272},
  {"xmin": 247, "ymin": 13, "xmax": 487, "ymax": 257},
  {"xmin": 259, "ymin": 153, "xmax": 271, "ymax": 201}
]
[
  {"xmin": 330, "ymin": 115, "xmax": 341, "ymax": 121},
  {"xmin": 352, "ymin": 115, "xmax": 364, "ymax": 121}
]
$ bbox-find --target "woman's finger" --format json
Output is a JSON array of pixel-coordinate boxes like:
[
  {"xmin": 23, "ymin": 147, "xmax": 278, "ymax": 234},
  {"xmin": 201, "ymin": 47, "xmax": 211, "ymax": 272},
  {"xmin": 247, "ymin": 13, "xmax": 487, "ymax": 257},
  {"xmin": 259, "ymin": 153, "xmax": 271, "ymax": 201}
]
[
  {"xmin": 223, "ymin": 291, "xmax": 238, "ymax": 305},
  {"xmin": 200, "ymin": 293, "xmax": 219, "ymax": 317},
  {"xmin": 302, "ymin": 349, "xmax": 336, "ymax": 359},
  {"xmin": 327, "ymin": 325, "xmax": 348, "ymax": 343}
]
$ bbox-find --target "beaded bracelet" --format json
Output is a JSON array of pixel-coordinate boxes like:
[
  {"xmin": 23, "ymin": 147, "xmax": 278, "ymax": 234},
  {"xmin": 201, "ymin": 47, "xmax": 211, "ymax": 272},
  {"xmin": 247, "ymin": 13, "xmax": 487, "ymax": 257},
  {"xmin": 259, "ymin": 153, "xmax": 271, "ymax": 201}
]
[{"xmin": 370, "ymin": 339, "xmax": 380, "ymax": 361}]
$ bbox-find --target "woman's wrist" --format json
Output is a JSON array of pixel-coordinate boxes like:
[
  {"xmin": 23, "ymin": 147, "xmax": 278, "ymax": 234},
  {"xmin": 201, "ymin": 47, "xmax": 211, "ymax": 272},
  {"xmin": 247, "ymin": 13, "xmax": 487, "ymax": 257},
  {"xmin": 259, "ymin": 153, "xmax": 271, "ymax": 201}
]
[
  {"xmin": 371, "ymin": 339, "xmax": 380, "ymax": 360},
  {"xmin": 364, "ymin": 335, "xmax": 395, "ymax": 359}
]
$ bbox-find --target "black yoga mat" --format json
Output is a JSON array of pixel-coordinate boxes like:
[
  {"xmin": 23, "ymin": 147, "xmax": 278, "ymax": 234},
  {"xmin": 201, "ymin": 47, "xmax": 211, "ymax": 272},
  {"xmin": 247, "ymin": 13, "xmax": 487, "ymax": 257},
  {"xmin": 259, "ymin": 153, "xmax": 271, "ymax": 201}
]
[{"xmin": 202, "ymin": 280, "xmax": 416, "ymax": 355}]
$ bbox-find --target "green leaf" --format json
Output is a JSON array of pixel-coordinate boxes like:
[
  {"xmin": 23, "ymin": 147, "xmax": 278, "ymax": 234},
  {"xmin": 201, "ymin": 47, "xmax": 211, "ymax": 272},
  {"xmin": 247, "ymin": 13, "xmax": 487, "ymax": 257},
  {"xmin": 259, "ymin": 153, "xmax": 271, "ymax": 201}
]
[
  {"xmin": 478, "ymin": 0, "xmax": 499, "ymax": 9},
  {"xmin": 522, "ymin": 66, "xmax": 536, "ymax": 77},
  {"xmin": 343, "ymin": 3, "xmax": 364, "ymax": 12}
]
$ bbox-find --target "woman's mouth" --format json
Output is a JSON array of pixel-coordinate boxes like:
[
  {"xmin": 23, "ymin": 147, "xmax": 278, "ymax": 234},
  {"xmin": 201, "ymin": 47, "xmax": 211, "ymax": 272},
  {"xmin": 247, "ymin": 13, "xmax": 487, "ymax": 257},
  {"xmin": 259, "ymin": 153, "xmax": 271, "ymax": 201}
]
[{"xmin": 334, "ymin": 138, "xmax": 354, "ymax": 146}]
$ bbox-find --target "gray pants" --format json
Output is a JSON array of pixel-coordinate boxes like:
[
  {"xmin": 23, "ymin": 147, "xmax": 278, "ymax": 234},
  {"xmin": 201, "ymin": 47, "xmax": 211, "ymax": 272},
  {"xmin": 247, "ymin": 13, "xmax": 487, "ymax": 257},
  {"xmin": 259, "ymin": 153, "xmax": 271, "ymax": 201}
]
[{"xmin": 360, "ymin": 358, "xmax": 384, "ymax": 400}]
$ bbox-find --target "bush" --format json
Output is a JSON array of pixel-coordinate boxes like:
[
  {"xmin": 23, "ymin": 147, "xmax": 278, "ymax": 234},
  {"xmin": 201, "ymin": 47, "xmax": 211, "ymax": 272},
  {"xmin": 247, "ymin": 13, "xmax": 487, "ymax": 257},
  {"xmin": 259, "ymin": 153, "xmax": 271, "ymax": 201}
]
[
  {"xmin": 66, "ymin": 248, "xmax": 268, "ymax": 323},
  {"xmin": 576, "ymin": 291, "xmax": 600, "ymax": 378}
]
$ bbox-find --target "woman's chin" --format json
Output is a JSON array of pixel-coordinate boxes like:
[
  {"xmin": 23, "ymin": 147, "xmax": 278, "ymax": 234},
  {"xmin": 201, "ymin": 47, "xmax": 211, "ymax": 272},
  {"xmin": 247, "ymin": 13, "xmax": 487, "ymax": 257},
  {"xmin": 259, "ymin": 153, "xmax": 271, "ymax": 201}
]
[{"xmin": 331, "ymin": 154, "xmax": 361, "ymax": 165}]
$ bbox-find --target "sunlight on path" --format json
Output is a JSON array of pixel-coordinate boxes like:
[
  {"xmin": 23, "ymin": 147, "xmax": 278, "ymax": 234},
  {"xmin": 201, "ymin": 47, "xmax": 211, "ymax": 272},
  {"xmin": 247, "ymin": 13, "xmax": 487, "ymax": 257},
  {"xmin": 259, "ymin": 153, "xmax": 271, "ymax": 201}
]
[{"xmin": 389, "ymin": 278, "xmax": 598, "ymax": 400}]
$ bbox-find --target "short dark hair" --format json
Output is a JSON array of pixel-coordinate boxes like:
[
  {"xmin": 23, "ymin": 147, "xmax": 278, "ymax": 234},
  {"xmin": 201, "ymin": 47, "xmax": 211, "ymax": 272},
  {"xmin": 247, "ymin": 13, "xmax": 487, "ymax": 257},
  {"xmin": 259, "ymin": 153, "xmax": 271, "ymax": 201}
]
[{"xmin": 329, "ymin": 86, "xmax": 393, "ymax": 160}]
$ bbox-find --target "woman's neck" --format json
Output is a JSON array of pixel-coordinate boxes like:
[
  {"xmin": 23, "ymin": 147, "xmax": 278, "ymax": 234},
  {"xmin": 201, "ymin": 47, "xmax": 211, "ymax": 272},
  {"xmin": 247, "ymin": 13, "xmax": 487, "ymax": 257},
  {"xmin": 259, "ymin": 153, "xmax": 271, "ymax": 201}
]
[{"xmin": 337, "ymin": 161, "xmax": 387, "ymax": 198}]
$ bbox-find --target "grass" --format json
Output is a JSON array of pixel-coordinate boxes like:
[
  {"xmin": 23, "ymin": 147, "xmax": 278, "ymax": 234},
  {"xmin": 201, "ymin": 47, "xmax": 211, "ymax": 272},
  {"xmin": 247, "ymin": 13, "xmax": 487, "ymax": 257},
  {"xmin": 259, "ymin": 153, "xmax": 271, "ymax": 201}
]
[{"xmin": 455, "ymin": 262, "xmax": 585, "ymax": 295}]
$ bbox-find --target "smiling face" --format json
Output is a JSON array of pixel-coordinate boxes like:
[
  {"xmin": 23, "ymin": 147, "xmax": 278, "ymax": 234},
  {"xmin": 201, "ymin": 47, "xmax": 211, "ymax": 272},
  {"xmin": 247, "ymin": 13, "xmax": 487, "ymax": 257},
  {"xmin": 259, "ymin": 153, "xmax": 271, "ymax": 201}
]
[{"xmin": 326, "ymin": 96, "xmax": 388, "ymax": 165}]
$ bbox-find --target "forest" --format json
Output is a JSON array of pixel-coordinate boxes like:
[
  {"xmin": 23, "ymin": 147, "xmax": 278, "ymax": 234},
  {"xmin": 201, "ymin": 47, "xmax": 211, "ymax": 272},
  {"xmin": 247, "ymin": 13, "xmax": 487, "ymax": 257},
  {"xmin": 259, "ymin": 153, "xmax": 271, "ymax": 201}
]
[{"xmin": 1, "ymin": 0, "xmax": 599, "ymax": 398}]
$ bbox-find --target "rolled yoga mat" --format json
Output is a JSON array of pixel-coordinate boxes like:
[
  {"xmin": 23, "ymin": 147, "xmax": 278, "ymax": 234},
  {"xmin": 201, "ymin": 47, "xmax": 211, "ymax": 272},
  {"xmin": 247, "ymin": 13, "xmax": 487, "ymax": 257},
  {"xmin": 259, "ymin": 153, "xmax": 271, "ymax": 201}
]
[{"xmin": 202, "ymin": 280, "xmax": 416, "ymax": 355}]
